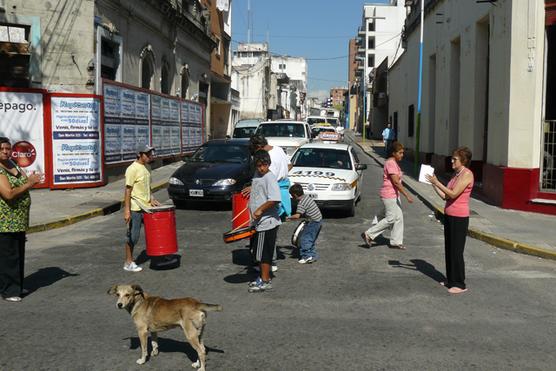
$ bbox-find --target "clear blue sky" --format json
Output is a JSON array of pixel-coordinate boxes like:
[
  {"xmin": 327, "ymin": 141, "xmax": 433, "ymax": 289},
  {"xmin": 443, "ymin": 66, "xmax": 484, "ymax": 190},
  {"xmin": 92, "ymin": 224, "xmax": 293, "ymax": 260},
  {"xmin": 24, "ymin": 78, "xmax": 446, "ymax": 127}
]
[{"xmin": 231, "ymin": 0, "xmax": 389, "ymax": 99}]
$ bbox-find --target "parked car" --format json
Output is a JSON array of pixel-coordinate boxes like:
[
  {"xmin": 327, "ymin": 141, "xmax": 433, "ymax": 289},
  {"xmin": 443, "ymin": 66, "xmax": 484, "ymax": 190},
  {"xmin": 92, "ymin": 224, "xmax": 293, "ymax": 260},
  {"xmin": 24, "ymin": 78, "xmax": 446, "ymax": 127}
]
[
  {"xmin": 167, "ymin": 139, "xmax": 253, "ymax": 206},
  {"xmin": 232, "ymin": 119, "xmax": 262, "ymax": 138},
  {"xmin": 288, "ymin": 142, "xmax": 366, "ymax": 216},
  {"xmin": 254, "ymin": 120, "xmax": 312, "ymax": 157}
]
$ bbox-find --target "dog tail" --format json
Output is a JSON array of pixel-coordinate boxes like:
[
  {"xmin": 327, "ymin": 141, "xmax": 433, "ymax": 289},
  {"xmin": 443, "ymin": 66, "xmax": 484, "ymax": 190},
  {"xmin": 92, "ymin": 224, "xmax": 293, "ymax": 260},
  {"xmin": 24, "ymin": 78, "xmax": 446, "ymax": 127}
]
[{"xmin": 199, "ymin": 303, "xmax": 223, "ymax": 312}]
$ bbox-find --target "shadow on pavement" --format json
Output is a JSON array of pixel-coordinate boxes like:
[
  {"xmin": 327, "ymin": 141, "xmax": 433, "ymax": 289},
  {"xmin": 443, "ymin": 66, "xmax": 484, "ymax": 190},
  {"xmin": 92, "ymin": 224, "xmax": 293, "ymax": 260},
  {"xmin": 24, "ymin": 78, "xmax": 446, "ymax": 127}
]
[
  {"xmin": 388, "ymin": 259, "xmax": 446, "ymax": 284},
  {"xmin": 24, "ymin": 267, "xmax": 79, "ymax": 296},
  {"xmin": 127, "ymin": 336, "xmax": 224, "ymax": 363}
]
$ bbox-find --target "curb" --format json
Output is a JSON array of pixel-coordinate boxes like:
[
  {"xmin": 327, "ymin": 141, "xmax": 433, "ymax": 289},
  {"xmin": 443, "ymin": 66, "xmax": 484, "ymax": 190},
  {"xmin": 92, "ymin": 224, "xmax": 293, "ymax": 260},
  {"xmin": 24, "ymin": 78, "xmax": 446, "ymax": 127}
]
[
  {"xmin": 28, "ymin": 180, "xmax": 169, "ymax": 234},
  {"xmin": 351, "ymin": 138, "xmax": 556, "ymax": 261}
]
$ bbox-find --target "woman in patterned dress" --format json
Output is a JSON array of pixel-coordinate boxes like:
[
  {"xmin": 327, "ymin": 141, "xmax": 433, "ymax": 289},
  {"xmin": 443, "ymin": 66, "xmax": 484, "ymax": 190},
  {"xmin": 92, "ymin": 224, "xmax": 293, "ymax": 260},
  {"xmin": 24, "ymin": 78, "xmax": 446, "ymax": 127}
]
[{"xmin": 0, "ymin": 137, "xmax": 41, "ymax": 302}]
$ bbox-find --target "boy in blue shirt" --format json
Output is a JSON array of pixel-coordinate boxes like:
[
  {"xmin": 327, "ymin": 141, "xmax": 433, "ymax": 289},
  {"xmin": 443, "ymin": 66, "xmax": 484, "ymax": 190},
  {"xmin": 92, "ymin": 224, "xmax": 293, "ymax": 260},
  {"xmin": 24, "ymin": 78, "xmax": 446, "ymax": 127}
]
[{"xmin": 248, "ymin": 150, "xmax": 282, "ymax": 293}]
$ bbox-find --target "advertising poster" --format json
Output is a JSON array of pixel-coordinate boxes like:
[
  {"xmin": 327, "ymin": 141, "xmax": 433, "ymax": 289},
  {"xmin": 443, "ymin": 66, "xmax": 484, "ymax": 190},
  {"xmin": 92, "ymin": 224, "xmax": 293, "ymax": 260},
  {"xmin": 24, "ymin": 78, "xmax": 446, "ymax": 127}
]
[
  {"xmin": 103, "ymin": 84, "xmax": 123, "ymax": 163},
  {"xmin": 50, "ymin": 96, "xmax": 103, "ymax": 186},
  {"xmin": 169, "ymin": 99, "xmax": 181, "ymax": 155},
  {"xmin": 0, "ymin": 91, "xmax": 46, "ymax": 183},
  {"xmin": 150, "ymin": 95, "xmax": 163, "ymax": 155}
]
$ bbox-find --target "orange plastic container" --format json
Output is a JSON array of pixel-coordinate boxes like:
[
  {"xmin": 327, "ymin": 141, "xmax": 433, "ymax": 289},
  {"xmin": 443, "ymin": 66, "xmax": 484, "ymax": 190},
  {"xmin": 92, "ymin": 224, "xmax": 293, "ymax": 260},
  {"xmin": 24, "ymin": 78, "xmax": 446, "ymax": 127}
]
[
  {"xmin": 143, "ymin": 205, "xmax": 178, "ymax": 256},
  {"xmin": 231, "ymin": 193, "xmax": 250, "ymax": 230}
]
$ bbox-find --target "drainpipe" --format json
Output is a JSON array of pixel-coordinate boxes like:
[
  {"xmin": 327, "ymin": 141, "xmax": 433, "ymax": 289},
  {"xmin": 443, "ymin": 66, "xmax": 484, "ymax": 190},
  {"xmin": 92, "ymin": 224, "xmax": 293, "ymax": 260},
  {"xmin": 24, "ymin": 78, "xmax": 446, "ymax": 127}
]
[{"xmin": 415, "ymin": 0, "xmax": 425, "ymax": 175}]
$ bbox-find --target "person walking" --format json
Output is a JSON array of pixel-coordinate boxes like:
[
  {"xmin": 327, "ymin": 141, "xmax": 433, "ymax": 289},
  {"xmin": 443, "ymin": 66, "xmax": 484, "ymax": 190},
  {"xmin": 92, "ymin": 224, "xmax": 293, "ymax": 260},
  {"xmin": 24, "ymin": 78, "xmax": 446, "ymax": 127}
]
[
  {"xmin": 426, "ymin": 147, "xmax": 474, "ymax": 294},
  {"xmin": 361, "ymin": 141, "xmax": 413, "ymax": 249},
  {"xmin": 382, "ymin": 122, "xmax": 395, "ymax": 156},
  {"xmin": 122, "ymin": 144, "xmax": 159, "ymax": 272},
  {"xmin": 288, "ymin": 183, "xmax": 322, "ymax": 264},
  {"xmin": 0, "ymin": 137, "xmax": 42, "ymax": 302}
]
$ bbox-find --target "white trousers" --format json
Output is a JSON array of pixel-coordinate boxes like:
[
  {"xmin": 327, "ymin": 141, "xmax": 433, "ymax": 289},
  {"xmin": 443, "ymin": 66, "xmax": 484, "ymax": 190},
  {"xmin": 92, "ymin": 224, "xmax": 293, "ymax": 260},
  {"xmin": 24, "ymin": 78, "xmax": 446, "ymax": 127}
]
[{"xmin": 365, "ymin": 197, "xmax": 404, "ymax": 245}]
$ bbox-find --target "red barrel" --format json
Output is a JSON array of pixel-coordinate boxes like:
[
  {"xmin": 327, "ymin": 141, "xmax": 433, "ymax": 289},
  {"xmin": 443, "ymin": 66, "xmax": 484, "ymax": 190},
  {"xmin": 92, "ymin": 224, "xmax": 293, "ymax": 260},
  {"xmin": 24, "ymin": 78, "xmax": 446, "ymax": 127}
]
[
  {"xmin": 143, "ymin": 205, "xmax": 178, "ymax": 256},
  {"xmin": 232, "ymin": 192, "xmax": 250, "ymax": 229}
]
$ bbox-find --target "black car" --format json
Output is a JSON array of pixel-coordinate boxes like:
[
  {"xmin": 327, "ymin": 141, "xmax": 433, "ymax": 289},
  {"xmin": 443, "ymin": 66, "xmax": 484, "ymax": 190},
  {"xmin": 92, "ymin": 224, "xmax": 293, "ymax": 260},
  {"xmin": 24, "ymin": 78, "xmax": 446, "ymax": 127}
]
[{"xmin": 168, "ymin": 139, "xmax": 253, "ymax": 206}]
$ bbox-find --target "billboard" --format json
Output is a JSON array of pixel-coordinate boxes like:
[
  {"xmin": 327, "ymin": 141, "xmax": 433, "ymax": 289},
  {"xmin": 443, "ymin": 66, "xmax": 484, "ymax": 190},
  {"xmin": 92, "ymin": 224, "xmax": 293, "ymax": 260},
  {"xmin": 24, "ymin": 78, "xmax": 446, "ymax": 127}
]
[
  {"xmin": 0, "ymin": 89, "xmax": 47, "ymax": 186},
  {"xmin": 50, "ymin": 95, "xmax": 104, "ymax": 187}
]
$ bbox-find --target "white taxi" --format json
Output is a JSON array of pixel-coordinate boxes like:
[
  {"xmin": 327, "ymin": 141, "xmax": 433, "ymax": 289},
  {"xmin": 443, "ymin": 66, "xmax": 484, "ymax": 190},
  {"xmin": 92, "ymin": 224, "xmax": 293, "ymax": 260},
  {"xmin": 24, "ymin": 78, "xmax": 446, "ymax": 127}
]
[{"xmin": 288, "ymin": 143, "xmax": 367, "ymax": 216}]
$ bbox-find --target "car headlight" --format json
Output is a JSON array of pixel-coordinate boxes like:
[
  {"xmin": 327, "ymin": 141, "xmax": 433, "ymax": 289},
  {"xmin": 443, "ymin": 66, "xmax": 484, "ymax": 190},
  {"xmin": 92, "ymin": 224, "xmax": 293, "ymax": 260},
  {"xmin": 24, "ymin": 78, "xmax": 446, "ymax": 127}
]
[
  {"xmin": 213, "ymin": 178, "xmax": 237, "ymax": 186},
  {"xmin": 169, "ymin": 177, "xmax": 184, "ymax": 186},
  {"xmin": 331, "ymin": 183, "xmax": 351, "ymax": 191}
]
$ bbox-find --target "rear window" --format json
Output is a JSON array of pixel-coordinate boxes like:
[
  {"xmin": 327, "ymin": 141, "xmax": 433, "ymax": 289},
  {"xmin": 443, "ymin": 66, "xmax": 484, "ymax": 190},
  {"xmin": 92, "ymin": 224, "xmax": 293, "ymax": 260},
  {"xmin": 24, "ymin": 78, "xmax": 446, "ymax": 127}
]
[
  {"xmin": 233, "ymin": 127, "xmax": 257, "ymax": 138},
  {"xmin": 256, "ymin": 123, "xmax": 306, "ymax": 138}
]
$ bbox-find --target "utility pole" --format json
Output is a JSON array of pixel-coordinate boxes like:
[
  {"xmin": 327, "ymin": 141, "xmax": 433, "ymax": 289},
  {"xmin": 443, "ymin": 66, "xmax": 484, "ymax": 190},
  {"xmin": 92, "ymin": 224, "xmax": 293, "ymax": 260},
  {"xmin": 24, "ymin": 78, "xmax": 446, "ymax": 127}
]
[
  {"xmin": 247, "ymin": 0, "xmax": 252, "ymax": 43},
  {"xmin": 415, "ymin": 0, "xmax": 425, "ymax": 175}
]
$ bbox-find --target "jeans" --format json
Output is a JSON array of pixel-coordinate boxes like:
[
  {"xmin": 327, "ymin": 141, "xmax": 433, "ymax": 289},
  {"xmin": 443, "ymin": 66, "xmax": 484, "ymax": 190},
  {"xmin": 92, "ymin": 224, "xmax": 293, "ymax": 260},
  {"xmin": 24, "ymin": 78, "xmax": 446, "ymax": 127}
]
[
  {"xmin": 299, "ymin": 221, "xmax": 321, "ymax": 259},
  {"xmin": 126, "ymin": 211, "xmax": 144, "ymax": 248}
]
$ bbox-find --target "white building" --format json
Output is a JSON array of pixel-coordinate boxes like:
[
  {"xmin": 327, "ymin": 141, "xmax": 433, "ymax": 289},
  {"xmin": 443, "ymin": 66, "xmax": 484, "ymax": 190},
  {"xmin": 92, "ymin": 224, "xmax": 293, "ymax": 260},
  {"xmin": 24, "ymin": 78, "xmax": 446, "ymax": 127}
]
[
  {"xmin": 232, "ymin": 43, "xmax": 271, "ymax": 119},
  {"xmin": 357, "ymin": 0, "xmax": 407, "ymax": 135},
  {"xmin": 271, "ymin": 55, "xmax": 308, "ymax": 119},
  {"xmin": 388, "ymin": 0, "xmax": 555, "ymax": 215}
]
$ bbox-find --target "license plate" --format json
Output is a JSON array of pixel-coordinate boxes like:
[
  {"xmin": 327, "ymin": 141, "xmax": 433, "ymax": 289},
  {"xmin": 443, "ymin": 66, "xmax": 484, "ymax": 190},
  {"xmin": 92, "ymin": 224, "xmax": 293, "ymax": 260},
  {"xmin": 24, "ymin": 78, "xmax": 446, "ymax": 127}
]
[
  {"xmin": 189, "ymin": 189, "xmax": 204, "ymax": 197},
  {"xmin": 307, "ymin": 193, "xmax": 318, "ymax": 199}
]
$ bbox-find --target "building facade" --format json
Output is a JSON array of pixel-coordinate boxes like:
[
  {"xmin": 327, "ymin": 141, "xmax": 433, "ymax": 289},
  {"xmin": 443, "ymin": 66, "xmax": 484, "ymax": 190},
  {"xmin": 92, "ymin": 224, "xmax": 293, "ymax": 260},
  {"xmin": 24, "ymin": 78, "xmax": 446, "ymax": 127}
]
[
  {"xmin": 0, "ymin": 0, "xmax": 217, "ymax": 134},
  {"xmin": 356, "ymin": 0, "xmax": 406, "ymax": 137},
  {"xmin": 231, "ymin": 42, "xmax": 271, "ymax": 120},
  {"xmin": 389, "ymin": 0, "xmax": 555, "ymax": 215},
  {"xmin": 270, "ymin": 55, "xmax": 308, "ymax": 120}
]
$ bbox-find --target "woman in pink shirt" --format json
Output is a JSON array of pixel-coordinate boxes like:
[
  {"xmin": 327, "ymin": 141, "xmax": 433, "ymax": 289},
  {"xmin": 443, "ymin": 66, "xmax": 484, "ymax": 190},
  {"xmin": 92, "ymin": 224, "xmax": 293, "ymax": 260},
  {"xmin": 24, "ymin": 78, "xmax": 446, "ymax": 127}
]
[
  {"xmin": 361, "ymin": 142, "xmax": 413, "ymax": 249},
  {"xmin": 426, "ymin": 147, "xmax": 474, "ymax": 294}
]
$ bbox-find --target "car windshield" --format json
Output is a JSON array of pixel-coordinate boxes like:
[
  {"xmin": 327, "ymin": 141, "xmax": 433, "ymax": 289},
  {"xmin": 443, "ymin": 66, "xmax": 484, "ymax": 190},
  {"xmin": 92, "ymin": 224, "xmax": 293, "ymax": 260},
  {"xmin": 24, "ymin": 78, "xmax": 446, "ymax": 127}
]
[
  {"xmin": 257, "ymin": 123, "xmax": 306, "ymax": 138},
  {"xmin": 306, "ymin": 118, "xmax": 326, "ymax": 126},
  {"xmin": 291, "ymin": 148, "xmax": 352, "ymax": 170},
  {"xmin": 233, "ymin": 127, "xmax": 257, "ymax": 138},
  {"xmin": 190, "ymin": 144, "xmax": 249, "ymax": 163}
]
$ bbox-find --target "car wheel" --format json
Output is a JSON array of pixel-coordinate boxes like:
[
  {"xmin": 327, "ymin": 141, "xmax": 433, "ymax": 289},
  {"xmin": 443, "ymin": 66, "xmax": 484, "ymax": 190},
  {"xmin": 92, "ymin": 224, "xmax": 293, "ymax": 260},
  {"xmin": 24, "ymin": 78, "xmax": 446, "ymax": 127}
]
[{"xmin": 346, "ymin": 199, "xmax": 356, "ymax": 217}]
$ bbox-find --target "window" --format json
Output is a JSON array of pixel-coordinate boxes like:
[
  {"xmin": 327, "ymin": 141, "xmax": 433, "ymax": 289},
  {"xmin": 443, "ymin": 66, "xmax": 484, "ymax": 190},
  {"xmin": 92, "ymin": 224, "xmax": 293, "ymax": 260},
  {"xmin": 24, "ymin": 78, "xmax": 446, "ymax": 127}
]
[
  {"xmin": 140, "ymin": 47, "xmax": 155, "ymax": 90},
  {"xmin": 368, "ymin": 21, "xmax": 375, "ymax": 32},
  {"xmin": 0, "ymin": 23, "xmax": 31, "ymax": 87},
  {"xmin": 100, "ymin": 37, "xmax": 120, "ymax": 80},
  {"xmin": 368, "ymin": 37, "xmax": 375, "ymax": 49},
  {"xmin": 279, "ymin": 63, "xmax": 286, "ymax": 70},
  {"xmin": 161, "ymin": 61, "xmax": 170, "ymax": 94},
  {"xmin": 408, "ymin": 105, "xmax": 415, "ymax": 137},
  {"xmin": 367, "ymin": 55, "xmax": 375, "ymax": 68}
]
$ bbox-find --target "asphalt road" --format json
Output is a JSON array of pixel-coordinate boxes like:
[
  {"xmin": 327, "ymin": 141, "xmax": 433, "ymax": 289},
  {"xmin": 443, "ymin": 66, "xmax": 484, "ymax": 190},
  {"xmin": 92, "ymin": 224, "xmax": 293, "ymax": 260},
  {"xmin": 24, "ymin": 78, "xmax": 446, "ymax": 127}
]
[{"xmin": 1, "ymin": 145, "xmax": 555, "ymax": 370}]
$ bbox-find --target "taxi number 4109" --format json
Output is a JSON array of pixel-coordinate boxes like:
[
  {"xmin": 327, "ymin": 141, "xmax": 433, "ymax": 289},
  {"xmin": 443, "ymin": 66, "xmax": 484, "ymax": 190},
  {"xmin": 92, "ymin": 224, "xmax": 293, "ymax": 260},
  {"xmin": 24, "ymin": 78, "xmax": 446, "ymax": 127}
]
[{"xmin": 291, "ymin": 170, "xmax": 336, "ymax": 177}]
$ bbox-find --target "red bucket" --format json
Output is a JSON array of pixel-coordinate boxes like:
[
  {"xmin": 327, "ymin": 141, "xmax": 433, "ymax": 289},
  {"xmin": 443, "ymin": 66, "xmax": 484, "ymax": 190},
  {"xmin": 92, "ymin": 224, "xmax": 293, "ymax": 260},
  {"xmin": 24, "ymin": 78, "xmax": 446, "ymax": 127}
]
[
  {"xmin": 143, "ymin": 205, "xmax": 178, "ymax": 256},
  {"xmin": 231, "ymin": 193, "xmax": 250, "ymax": 230}
]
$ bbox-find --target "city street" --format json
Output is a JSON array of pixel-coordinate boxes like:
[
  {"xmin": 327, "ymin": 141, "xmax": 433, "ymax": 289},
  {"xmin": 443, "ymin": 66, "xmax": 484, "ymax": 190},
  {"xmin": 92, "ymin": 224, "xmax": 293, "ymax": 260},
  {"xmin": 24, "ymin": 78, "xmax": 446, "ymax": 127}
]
[{"xmin": 1, "ymin": 145, "xmax": 555, "ymax": 371}]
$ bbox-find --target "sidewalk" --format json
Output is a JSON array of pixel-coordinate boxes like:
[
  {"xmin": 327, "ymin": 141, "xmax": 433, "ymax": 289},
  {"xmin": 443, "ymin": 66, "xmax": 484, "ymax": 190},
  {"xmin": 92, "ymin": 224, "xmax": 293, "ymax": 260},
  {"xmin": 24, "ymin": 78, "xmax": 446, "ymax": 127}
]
[
  {"xmin": 27, "ymin": 162, "xmax": 182, "ymax": 233},
  {"xmin": 348, "ymin": 132, "xmax": 556, "ymax": 261}
]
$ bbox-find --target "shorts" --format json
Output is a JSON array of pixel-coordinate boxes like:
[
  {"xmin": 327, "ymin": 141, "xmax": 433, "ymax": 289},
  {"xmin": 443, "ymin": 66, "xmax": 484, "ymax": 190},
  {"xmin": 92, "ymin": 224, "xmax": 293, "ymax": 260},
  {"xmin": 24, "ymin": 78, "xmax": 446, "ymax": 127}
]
[
  {"xmin": 126, "ymin": 211, "xmax": 144, "ymax": 248},
  {"xmin": 250, "ymin": 227, "xmax": 278, "ymax": 265}
]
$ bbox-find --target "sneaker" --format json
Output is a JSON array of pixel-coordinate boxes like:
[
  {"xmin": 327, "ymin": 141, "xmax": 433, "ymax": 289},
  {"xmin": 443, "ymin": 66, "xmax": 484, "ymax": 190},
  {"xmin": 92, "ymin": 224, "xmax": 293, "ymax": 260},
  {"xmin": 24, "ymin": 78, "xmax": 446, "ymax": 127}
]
[
  {"xmin": 248, "ymin": 278, "xmax": 272, "ymax": 293},
  {"xmin": 252, "ymin": 264, "xmax": 278, "ymax": 272},
  {"xmin": 123, "ymin": 261, "xmax": 143, "ymax": 272},
  {"xmin": 4, "ymin": 296, "xmax": 22, "ymax": 302},
  {"xmin": 298, "ymin": 256, "xmax": 314, "ymax": 264}
]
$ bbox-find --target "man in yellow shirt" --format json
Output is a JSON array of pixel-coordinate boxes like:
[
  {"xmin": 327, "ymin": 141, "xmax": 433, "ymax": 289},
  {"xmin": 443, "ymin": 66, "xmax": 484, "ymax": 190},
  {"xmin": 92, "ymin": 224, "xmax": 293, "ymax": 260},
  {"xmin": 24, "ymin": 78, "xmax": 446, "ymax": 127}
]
[{"xmin": 123, "ymin": 144, "xmax": 159, "ymax": 272}]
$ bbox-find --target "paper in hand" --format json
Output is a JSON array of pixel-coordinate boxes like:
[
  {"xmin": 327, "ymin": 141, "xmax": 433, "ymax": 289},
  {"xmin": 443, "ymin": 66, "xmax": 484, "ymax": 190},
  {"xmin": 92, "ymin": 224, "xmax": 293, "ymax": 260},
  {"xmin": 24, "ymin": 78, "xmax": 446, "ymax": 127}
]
[{"xmin": 419, "ymin": 164, "xmax": 435, "ymax": 184}]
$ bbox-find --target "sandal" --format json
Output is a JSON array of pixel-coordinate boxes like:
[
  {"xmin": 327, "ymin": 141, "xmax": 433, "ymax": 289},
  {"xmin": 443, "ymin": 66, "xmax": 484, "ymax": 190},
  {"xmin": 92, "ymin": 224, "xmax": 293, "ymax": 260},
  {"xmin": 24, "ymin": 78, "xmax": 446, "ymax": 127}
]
[
  {"xmin": 390, "ymin": 244, "xmax": 406, "ymax": 250},
  {"xmin": 360, "ymin": 233, "xmax": 373, "ymax": 247}
]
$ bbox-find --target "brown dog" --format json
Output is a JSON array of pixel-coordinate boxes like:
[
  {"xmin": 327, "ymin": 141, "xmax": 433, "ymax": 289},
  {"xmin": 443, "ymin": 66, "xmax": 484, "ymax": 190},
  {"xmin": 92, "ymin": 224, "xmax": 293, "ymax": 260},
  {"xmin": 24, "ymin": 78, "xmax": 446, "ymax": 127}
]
[{"xmin": 107, "ymin": 284, "xmax": 222, "ymax": 371}]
